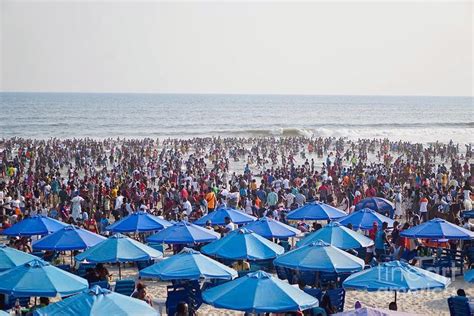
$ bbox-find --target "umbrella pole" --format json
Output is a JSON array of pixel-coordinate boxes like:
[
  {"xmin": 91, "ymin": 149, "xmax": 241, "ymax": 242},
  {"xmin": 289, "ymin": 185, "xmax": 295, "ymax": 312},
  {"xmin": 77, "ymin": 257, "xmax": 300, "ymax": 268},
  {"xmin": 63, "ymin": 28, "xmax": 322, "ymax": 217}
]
[
  {"xmin": 119, "ymin": 263, "xmax": 122, "ymax": 279},
  {"xmin": 394, "ymin": 291, "xmax": 397, "ymax": 303}
]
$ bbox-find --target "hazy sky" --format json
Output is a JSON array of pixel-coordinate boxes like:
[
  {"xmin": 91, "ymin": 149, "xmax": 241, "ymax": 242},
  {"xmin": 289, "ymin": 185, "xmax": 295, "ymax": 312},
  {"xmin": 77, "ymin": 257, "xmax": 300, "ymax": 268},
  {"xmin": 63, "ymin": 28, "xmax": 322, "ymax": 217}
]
[{"xmin": 1, "ymin": 1, "xmax": 472, "ymax": 96}]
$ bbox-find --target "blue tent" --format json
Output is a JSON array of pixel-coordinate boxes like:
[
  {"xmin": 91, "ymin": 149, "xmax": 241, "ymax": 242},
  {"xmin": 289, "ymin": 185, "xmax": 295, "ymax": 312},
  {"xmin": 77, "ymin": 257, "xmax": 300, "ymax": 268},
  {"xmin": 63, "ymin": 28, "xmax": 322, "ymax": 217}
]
[
  {"xmin": 0, "ymin": 259, "xmax": 88, "ymax": 297},
  {"xmin": 202, "ymin": 270, "xmax": 318, "ymax": 313},
  {"xmin": 242, "ymin": 217, "xmax": 301, "ymax": 238},
  {"xmin": 106, "ymin": 211, "xmax": 172, "ymax": 233},
  {"xmin": 400, "ymin": 218, "xmax": 474, "ymax": 240},
  {"xmin": 464, "ymin": 269, "xmax": 474, "ymax": 283},
  {"xmin": 337, "ymin": 208, "xmax": 394, "ymax": 230},
  {"xmin": 32, "ymin": 225, "xmax": 106, "ymax": 251},
  {"xmin": 147, "ymin": 221, "xmax": 220, "ymax": 244},
  {"xmin": 0, "ymin": 244, "xmax": 39, "ymax": 271},
  {"xmin": 343, "ymin": 260, "xmax": 451, "ymax": 302},
  {"xmin": 201, "ymin": 228, "xmax": 284, "ymax": 260},
  {"xmin": 33, "ymin": 285, "xmax": 158, "ymax": 316},
  {"xmin": 139, "ymin": 248, "xmax": 237, "ymax": 281},
  {"xmin": 273, "ymin": 240, "xmax": 364, "ymax": 273},
  {"xmin": 75, "ymin": 233, "xmax": 163, "ymax": 263},
  {"xmin": 194, "ymin": 207, "xmax": 256, "ymax": 226},
  {"xmin": 286, "ymin": 202, "xmax": 347, "ymax": 221},
  {"xmin": 297, "ymin": 222, "xmax": 374, "ymax": 249},
  {"xmin": 2, "ymin": 215, "xmax": 67, "ymax": 236},
  {"xmin": 354, "ymin": 197, "xmax": 394, "ymax": 214}
]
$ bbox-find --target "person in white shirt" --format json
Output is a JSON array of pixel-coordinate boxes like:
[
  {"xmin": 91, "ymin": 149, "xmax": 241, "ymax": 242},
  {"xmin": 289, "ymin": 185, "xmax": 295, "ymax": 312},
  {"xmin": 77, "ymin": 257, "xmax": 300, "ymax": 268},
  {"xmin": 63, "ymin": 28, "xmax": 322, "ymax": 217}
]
[
  {"xmin": 182, "ymin": 198, "xmax": 192, "ymax": 216},
  {"xmin": 224, "ymin": 217, "xmax": 236, "ymax": 236},
  {"xmin": 71, "ymin": 193, "xmax": 84, "ymax": 220}
]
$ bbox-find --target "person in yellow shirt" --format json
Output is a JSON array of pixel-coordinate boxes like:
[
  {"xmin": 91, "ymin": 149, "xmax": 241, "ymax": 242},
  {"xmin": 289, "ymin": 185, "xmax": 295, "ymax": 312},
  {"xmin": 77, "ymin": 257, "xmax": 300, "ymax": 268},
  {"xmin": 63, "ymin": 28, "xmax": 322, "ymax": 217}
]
[{"xmin": 205, "ymin": 188, "xmax": 217, "ymax": 212}]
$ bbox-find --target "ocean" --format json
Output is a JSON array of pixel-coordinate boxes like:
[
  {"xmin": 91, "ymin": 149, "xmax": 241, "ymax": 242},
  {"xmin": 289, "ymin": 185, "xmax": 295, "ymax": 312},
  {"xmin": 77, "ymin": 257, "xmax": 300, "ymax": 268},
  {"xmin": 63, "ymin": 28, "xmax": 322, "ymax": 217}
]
[{"xmin": 0, "ymin": 92, "xmax": 472, "ymax": 144}]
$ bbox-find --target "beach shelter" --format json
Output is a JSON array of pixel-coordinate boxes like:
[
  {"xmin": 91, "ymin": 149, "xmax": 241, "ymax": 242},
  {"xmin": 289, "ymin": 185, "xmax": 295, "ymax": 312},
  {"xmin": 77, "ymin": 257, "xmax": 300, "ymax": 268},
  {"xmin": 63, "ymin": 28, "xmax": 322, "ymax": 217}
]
[
  {"xmin": 32, "ymin": 225, "xmax": 106, "ymax": 251},
  {"xmin": 194, "ymin": 207, "xmax": 256, "ymax": 226},
  {"xmin": 0, "ymin": 259, "xmax": 88, "ymax": 297},
  {"xmin": 243, "ymin": 217, "xmax": 301, "ymax": 239},
  {"xmin": 343, "ymin": 260, "xmax": 451, "ymax": 302},
  {"xmin": 201, "ymin": 228, "xmax": 284, "ymax": 260},
  {"xmin": 400, "ymin": 218, "xmax": 474, "ymax": 240},
  {"xmin": 337, "ymin": 208, "xmax": 394, "ymax": 230},
  {"xmin": 147, "ymin": 221, "xmax": 220, "ymax": 244},
  {"xmin": 33, "ymin": 285, "xmax": 158, "ymax": 316},
  {"xmin": 333, "ymin": 307, "xmax": 417, "ymax": 316},
  {"xmin": 464, "ymin": 269, "xmax": 474, "ymax": 282},
  {"xmin": 202, "ymin": 270, "xmax": 318, "ymax": 313},
  {"xmin": 297, "ymin": 222, "xmax": 374, "ymax": 250},
  {"xmin": 139, "ymin": 248, "xmax": 237, "ymax": 281},
  {"xmin": 354, "ymin": 197, "xmax": 394, "ymax": 214},
  {"xmin": 273, "ymin": 240, "xmax": 364, "ymax": 273},
  {"xmin": 106, "ymin": 211, "xmax": 171, "ymax": 233},
  {"xmin": 0, "ymin": 244, "xmax": 39, "ymax": 272},
  {"xmin": 2, "ymin": 215, "xmax": 67, "ymax": 236},
  {"xmin": 286, "ymin": 202, "xmax": 347, "ymax": 221}
]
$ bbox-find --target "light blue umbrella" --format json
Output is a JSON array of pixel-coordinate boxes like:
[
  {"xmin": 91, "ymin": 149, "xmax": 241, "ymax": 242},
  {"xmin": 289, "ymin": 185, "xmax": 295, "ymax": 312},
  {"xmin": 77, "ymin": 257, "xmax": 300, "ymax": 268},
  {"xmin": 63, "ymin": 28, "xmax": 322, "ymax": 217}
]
[
  {"xmin": 202, "ymin": 270, "xmax": 318, "ymax": 313},
  {"xmin": 201, "ymin": 228, "xmax": 284, "ymax": 260},
  {"xmin": 343, "ymin": 260, "xmax": 451, "ymax": 302},
  {"xmin": 242, "ymin": 217, "xmax": 301, "ymax": 238},
  {"xmin": 286, "ymin": 202, "xmax": 347, "ymax": 221},
  {"xmin": 194, "ymin": 207, "xmax": 256, "ymax": 226},
  {"xmin": 400, "ymin": 218, "xmax": 474, "ymax": 240},
  {"xmin": 0, "ymin": 244, "xmax": 39, "ymax": 271},
  {"xmin": 33, "ymin": 285, "xmax": 158, "ymax": 316},
  {"xmin": 106, "ymin": 211, "xmax": 172, "ymax": 233},
  {"xmin": 139, "ymin": 248, "xmax": 237, "ymax": 281},
  {"xmin": 2, "ymin": 215, "xmax": 67, "ymax": 236},
  {"xmin": 0, "ymin": 311, "xmax": 8, "ymax": 316},
  {"xmin": 337, "ymin": 208, "xmax": 394, "ymax": 230},
  {"xmin": 32, "ymin": 225, "xmax": 106, "ymax": 251},
  {"xmin": 0, "ymin": 259, "xmax": 88, "ymax": 297},
  {"xmin": 297, "ymin": 222, "xmax": 374, "ymax": 249},
  {"xmin": 355, "ymin": 197, "xmax": 394, "ymax": 214},
  {"xmin": 274, "ymin": 240, "xmax": 364, "ymax": 273},
  {"xmin": 147, "ymin": 221, "xmax": 220, "ymax": 244},
  {"xmin": 464, "ymin": 269, "xmax": 474, "ymax": 282}
]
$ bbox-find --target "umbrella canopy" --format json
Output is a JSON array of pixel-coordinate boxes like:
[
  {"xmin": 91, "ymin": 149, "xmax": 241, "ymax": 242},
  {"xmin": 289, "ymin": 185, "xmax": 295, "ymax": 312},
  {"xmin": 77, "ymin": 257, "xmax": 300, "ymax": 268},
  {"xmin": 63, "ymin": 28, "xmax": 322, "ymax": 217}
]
[
  {"xmin": 75, "ymin": 233, "xmax": 162, "ymax": 263},
  {"xmin": 2, "ymin": 215, "xmax": 67, "ymax": 236},
  {"xmin": 286, "ymin": 202, "xmax": 347, "ymax": 221},
  {"xmin": 337, "ymin": 208, "xmax": 394, "ymax": 230},
  {"xmin": 147, "ymin": 221, "xmax": 220, "ymax": 244},
  {"xmin": 106, "ymin": 211, "xmax": 171, "ymax": 233},
  {"xmin": 243, "ymin": 217, "xmax": 301, "ymax": 238},
  {"xmin": 201, "ymin": 228, "xmax": 284, "ymax": 260},
  {"xmin": 194, "ymin": 207, "xmax": 256, "ymax": 226},
  {"xmin": 400, "ymin": 218, "xmax": 474, "ymax": 240},
  {"xmin": 354, "ymin": 197, "xmax": 394, "ymax": 214},
  {"xmin": 464, "ymin": 269, "xmax": 474, "ymax": 283},
  {"xmin": 297, "ymin": 222, "xmax": 374, "ymax": 249},
  {"xmin": 0, "ymin": 244, "xmax": 39, "ymax": 272},
  {"xmin": 333, "ymin": 307, "xmax": 417, "ymax": 316},
  {"xmin": 0, "ymin": 259, "xmax": 88, "ymax": 297},
  {"xmin": 32, "ymin": 225, "xmax": 106, "ymax": 251},
  {"xmin": 0, "ymin": 311, "xmax": 8, "ymax": 316},
  {"xmin": 274, "ymin": 240, "xmax": 364, "ymax": 273},
  {"xmin": 139, "ymin": 248, "xmax": 237, "ymax": 281},
  {"xmin": 202, "ymin": 270, "xmax": 318, "ymax": 313},
  {"xmin": 33, "ymin": 285, "xmax": 158, "ymax": 316}
]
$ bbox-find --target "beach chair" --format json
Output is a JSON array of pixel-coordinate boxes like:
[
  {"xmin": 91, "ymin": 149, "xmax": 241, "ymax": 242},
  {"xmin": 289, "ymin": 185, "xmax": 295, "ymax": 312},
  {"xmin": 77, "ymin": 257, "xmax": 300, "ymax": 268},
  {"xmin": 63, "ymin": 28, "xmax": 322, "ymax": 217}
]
[
  {"xmin": 114, "ymin": 279, "xmax": 136, "ymax": 296},
  {"xmin": 76, "ymin": 262, "xmax": 96, "ymax": 277},
  {"xmin": 166, "ymin": 285, "xmax": 188, "ymax": 316},
  {"xmin": 466, "ymin": 246, "xmax": 474, "ymax": 268},
  {"xmin": 147, "ymin": 242, "xmax": 164, "ymax": 253},
  {"xmin": 299, "ymin": 271, "xmax": 317, "ymax": 287},
  {"xmin": 303, "ymin": 288, "xmax": 323, "ymax": 302},
  {"xmin": 326, "ymin": 288, "xmax": 345, "ymax": 312},
  {"xmin": 319, "ymin": 272, "xmax": 338, "ymax": 288},
  {"xmin": 447, "ymin": 296, "xmax": 473, "ymax": 316},
  {"xmin": 89, "ymin": 280, "xmax": 110, "ymax": 290},
  {"xmin": 275, "ymin": 265, "xmax": 287, "ymax": 280}
]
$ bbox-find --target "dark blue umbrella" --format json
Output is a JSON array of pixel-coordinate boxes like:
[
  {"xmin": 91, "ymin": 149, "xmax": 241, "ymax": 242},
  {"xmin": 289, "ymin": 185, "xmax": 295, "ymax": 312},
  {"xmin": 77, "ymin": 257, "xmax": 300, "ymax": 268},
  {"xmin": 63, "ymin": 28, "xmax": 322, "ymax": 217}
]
[
  {"xmin": 0, "ymin": 244, "xmax": 39, "ymax": 272},
  {"xmin": 286, "ymin": 202, "xmax": 347, "ymax": 221},
  {"xmin": 2, "ymin": 215, "xmax": 67, "ymax": 236},
  {"xmin": 32, "ymin": 225, "xmax": 106, "ymax": 251},
  {"xmin": 337, "ymin": 208, "xmax": 394, "ymax": 230},
  {"xmin": 242, "ymin": 217, "xmax": 301, "ymax": 238},
  {"xmin": 147, "ymin": 221, "xmax": 220, "ymax": 244},
  {"xmin": 354, "ymin": 197, "xmax": 394, "ymax": 214},
  {"xmin": 106, "ymin": 211, "xmax": 172, "ymax": 233},
  {"xmin": 400, "ymin": 218, "xmax": 474, "ymax": 240},
  {"xmin": 194, "ymin": 207, "xmax": 256, "ymax": 226}
]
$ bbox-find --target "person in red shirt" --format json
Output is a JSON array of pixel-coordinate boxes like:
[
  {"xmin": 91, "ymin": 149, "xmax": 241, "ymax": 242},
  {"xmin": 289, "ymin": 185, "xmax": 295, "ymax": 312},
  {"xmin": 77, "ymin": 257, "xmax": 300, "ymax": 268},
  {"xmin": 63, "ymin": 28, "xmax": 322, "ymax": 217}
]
[{"xmin": 365, "ymin": 185, "xmax": 376, "ymax": 197}]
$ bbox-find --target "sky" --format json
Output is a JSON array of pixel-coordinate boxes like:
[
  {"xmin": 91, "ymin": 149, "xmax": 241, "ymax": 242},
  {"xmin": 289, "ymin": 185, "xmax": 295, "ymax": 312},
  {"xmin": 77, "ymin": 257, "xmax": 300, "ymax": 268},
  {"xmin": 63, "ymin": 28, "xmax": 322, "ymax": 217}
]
[{"xmin": 1, "ymin": 1, "xmax": 473, "ymax": 96}]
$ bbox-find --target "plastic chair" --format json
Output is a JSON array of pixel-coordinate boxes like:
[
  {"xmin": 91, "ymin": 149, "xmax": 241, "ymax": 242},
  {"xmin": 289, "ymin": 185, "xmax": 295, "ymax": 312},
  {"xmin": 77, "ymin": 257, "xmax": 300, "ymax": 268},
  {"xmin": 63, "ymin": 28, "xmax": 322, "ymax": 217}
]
[
  {"xmin": 303, "ymin": 288, "xmax": 323, "ymax": 302},
  {"xmin": 114, "ymin": 279, "xmax": 135, "ymax": 296},
  {"xmin": 447, "ymin": 296, "xmax": 473, "ymax": 316},
  {"xmin": 326, "ymin": 288, "xmax": 345, "ymax": 312},
  {"xmin": 147, "ymin": 243, "xmax": 164, "ymax": 253},
  {"xmin": 89, "ymin": 280, "xmax": 110, "ymax": 289},
  {"xmin": 299, "ymin": 271, "xmax": 318, "ymax": 287}
]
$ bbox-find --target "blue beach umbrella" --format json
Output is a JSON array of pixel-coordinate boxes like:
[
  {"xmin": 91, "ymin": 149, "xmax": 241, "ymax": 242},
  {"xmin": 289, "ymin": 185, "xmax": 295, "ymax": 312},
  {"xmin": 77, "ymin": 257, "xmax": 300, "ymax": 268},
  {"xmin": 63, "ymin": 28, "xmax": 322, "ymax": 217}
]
[
  {"xmin": 0, "ymin": 311, "xmax": 8, "ymax": 316},
  {"xmin": 0, "ymin": 244, "xmax": 39, "ymax": 271},
  {"xmin": 297, "ymin": 222, "xmax": 374, "ymax": 249},
  {"xmin": 2, "ymin": 215, "xmax": 67, "ymax": 236},
  {"xmin": 194, "ymin": 207, "xmax": 256, "ymax": 226},
  {"xmin": 400, "ymin": 218, "xmax": 474, "ymax": 240},
  {"xmin": 273, "ymin": 240, "xmax": 364, "ymax": 273},
  {"xmin": 147, "ymin": 221, "xmax": 220, "ymax": 244},
  {"xmin": 139, "ymin": 248, "xmax": 237, "ymax": 281},
  {"xmin": 32, "ymin": 225, "xmax": 106, "ymax": 251},
  {"xmin": 202, "ymin": 270, "xmax": 318, "ymax": 313},
  {"xmin": 464, "ymin": 269, "xmax": 474, "ymax": 283},
  {"xmin": 201, "ymin": 228, "xmax": 284, "ymax": 260},
  {"xmin": 243, "ymin": 217, "xmax": 301, "ymax": 239},
  {"xmin": 0, "ymin": 259, "xmax": 88, "ymax": 297},
  {"xmin": 343, "ymin": 260, "xmax": 451, "ymax": 302},
  {"xmin": 337, "ymin": 208, "xmax": 394, "ymax": 230},
  {"xmin": 33, "ymin": 285, "xmax": 158, "ymax": 316},
  {"xmin": 286, "ymin": 202, "xmax": 347, "ymax": 221},
  {"xmin": 106, "ymin": 211, "xmax": 171, "ymax": 233},
  {"xmin": 354, "ymin": 197, "xmax": 394, "ymax": 214}
]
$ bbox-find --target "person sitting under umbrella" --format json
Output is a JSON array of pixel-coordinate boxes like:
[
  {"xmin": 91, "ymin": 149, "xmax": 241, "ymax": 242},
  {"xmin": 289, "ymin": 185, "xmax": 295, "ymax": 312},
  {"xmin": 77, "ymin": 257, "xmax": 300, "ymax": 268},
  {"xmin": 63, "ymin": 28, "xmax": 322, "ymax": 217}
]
[
  {"xmin": 131, "ymin": 282, "xmax": 153, "ymax": 306},
  {"xmin": 232, "ymin": 259, "xmax": 250, "ymax": 272}
]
